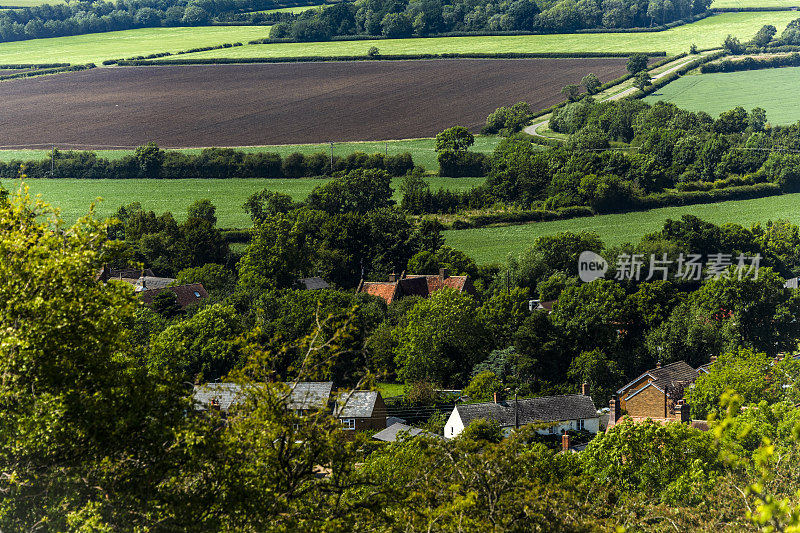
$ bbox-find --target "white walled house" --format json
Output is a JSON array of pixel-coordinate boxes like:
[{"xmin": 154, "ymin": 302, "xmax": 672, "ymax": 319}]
[{"xmin": 444, "ymin": 393, "xmax": 599, "ymax": 439}]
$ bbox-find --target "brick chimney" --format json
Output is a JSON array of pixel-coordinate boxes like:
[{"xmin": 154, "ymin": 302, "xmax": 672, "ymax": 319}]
[
  {"xmin": 656, "ymin": 360, "xmax": 661, "ymax": 369},
  {"xmin": 581, "ymin": 382, "xmax": 589, "ymax": 396},
  {"xmin": 609, "ymin": 397, "xmax": 621, "ymax": 426},
  {"xmin": 388, "ymin": 273, "xmax": 397, "ymax": 282},
  {"xmin": 439, "ymin": 267, "xmax": 449, "ymax": 281},
  {"xmin": 493, "ymin": 391, "xmax": 499, "ymax": 404},
  {"xmin": 675, "ymin": 399, "xmax": 691, "ymax": 423},
  {"xmin": 562, "ymin": 433, "xmax": 570, "ymax": 452}
]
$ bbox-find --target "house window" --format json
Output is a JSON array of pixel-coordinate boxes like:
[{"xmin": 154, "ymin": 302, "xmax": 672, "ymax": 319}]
[
  {"xmin": 194, "ymin": 291, "xmax": 201, "ymax": 298},
  {"xmin": 577, "ymin": 419, "xmax": 585, "ymax": 431},
  {"xmin": 341, "ymin": 418, "xmax": 356, "ymax": 430}
]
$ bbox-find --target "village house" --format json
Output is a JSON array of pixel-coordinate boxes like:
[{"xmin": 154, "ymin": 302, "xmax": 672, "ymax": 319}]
[
  {"xmin": 373, "ymin": 422, "xmax": 439, "ymax": 442},
  {"xmin": 334, "ymin": 390, "xmax": 387, "ymax": 435},
  {"xmin": 358, "ymin": 268, "xmax": 474, "ymax": 304},
  {"xmin": 139, "ymin": 283, "xmax": 209, "ymax": 309},
  {"xmin": 444, "ymin": 387, "xmax": 599, "ymax": 439},
  {"xmin": 194, "ymin": 381, "xmax": 334, "ymax": 415},
  {"xmin": 609, "ymin": 360, "xmax": 703, "ymax": 427}
]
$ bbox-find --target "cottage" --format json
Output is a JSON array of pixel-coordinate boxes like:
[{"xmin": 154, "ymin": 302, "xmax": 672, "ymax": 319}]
[
  {"xmin": 193, "ymin": 381, "xmax": 333, "ymax": 415},
  {"xmin": 139, "ymin": 283, "xmax": 209, "ymax": 309},
  {"xmin": 444, "ymin": 392, "xmax": 599, "ymax": 439},
  {"xmin": 287, "ymin": 381, "xmax": 334, "ymax": 414},
  {"xmin": 609, "ymin": 360, "xmax": 699, "ymax": 427},
  {"xmin": 358, "ymin": 268, "xmax": 474, "ymax": 305},
  {"xmin": 334, "ymin": 390, "xmax": 387, "ymax": 433}
]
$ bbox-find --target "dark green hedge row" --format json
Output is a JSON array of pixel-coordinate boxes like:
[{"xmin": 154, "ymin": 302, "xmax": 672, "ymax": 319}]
[
  {"xmin": 0, "ymin": 148, "xmax": 414, "ymax": 180},
  {"xmin": 0, "ymin": 63, "xmax": 94, "ymax": 81},
  {"xmin": 221, "ymin": 229, "xmax": 251, "ymax": 243},
  {"xmin": 0, "ymin": 63, "xmax": 69, "ymax": 68},
  {"xmin": 574, "ymin": 11, "xmax": 710, "ymax": 33},
  {"xmin": 448, "ymin": 183, "xmax": 779, "ymax": 230},
  {"xmin": 117, "ymin": 50, "xmax": 666, "ymax": 66},
  {"xmin": 701, "ymin": 52, "xmax": 800, "ymax": 73},
  {"xmin": 635, "ymin": 183, "xmax": 780, "ymax": 209},
  {"xmin": 104, "ymin": 43, "xmax": 245, "ymax": 65},
  {"xmin": 450, "ymin": 206, "xmax": 593, "ymax": 229}
]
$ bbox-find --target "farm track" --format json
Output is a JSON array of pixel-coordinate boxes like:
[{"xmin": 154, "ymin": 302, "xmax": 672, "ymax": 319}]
[{"xmin": 0, "ymin": 59, "xmax": 630, "ymax": 148}]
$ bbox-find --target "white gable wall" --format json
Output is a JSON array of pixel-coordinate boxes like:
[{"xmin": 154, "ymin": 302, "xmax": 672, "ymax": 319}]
[{"xmin": 444, "ymin": 408, "xmax": 465, "ymax": 439}]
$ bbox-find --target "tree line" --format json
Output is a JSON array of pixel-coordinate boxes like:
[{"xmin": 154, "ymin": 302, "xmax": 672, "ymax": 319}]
[
  {"xmin": 3, "ymin": 142, "xmax": 413, "ymax": 179},
  {"xmin": 268, "ymin": 0, "xmax": 711, "ymax": 42}
]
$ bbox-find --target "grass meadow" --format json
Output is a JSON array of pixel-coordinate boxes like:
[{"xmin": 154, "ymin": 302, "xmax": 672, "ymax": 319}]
[
  {"xmin": 1, "ymin": 176, "xmax": 485, "ymax": 228},
  {"xmin": 444, "ymin": 193, "xmax": 800, "ymax": 264},
  {"xmin": 0, "ymin": 26, "xmax": 271, "ymax": 65},
  {"xmin": 711, "ymin": 0, "xmax": 799, "ymax": 7},
  {"xmin": 0, "ymin": 135, "xmax": 502, "ymax": 172},
  {"xmin": 645, "ymin": 66, "xmax": 800, "ymax": 124},
  {"xmin": 167, "ymin": 11, "xmax": 798, "ymax": 59}
]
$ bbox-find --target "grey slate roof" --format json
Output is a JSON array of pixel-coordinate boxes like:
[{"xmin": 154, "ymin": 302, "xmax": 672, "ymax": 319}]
[
  {"xmin": 373, "ymin": 423, "xmax": 438, "ymax": 442},
  {"xmin": 134, "ymin": 276, "xmax": 175, "ymax": 291},
  {"xmin": 456, "ymin": 394, "xmax": 598, "ymax": 428},
  {"xmin": 287, "ymin": 381, "xmax": 333, "ymax": 410},
  {"xmin": 193, "ymin": 382, "xmax": 246, "ymax": 411},
  {"xmin": 335, "ymin": 390, "xmax": 379, "ymax": 418},
  {"xmin": 298, "ymin": 277, "xmax": 331, "ymax": 290}
]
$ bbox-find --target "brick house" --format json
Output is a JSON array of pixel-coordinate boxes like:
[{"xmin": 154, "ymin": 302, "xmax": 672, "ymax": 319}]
[
  {"xmin": 334, "ymin": 391, "xmax": 387, "ymax": 435},
  {"xmin": 609, "ymin": 361, "xmax": 700, "ymax": 427},
  {"xmin": 358, "ymin": 268, "xmax": 474, "ymax": 305}
]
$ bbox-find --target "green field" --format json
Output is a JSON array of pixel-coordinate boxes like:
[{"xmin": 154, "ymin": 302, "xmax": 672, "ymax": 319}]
[
  {"xmin": 1, "ymin": 176, "xmax": 485, "ymax": 228},
  {"xmin": 0, "ymin": 135, "xmax": 502, "ymax": 172},
  {"xmin": 167, "ymin": 12, "xmax": 798, "ymax": 60},
  {"xmin": 253, "ymin": 4, "xmax": 323, "ymax": 13},
  {"xmin": 445, "ymin": 193, "xmax": 800, "ymax": 264},
  {"xmin": 645, "ymin": 66, "xmax": 800, "ymax": 124},
  {"xmin": 711, "ymin": 0, "xmax": 799, "ymax": 7},
  {"xmin": 0, "ymin": 26, "xmax": 271, "ymax": 65},
  {"xmin": 0, "ymin": 0, "xmax": 62, "ymax": 6}
]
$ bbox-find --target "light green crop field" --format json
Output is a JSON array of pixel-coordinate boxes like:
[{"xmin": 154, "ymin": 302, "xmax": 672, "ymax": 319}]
[
  {"xmin": 645, "ymin": 66, "xmax": 800, "ymax": 124},
  {"xmin": 0, "ymin": 135, "xmax": 502, "ymax": 171},
  {"xmin": 445, "ymin": 193, "xmax": 800, "ymax": 264},
  {"xmin": 1, "ymin": 176, "xmax": 485, "ymax": 228},
  {"xmin": 0, "ymin": 26, "xmax": 271, "ymax": 65},
  {"xmin": 167, "ymin": 11, "xmax": 798, "ymax": 59},
  {"xmin": 711, "ymin": 0, "xmax": 799, "ymax": 7},
  {"xmin": 0, "ymin": 0, "xmax": 63, "ymax": 6}
]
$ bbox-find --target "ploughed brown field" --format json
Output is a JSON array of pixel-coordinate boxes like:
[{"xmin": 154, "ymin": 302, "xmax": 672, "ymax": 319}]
[{"xmin": 0, "ymin": 59, "xmax": 629, "ymax": 148}]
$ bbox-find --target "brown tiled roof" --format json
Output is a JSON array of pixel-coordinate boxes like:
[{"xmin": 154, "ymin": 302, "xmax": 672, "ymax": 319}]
[
  {"xmin": 361, "ymin": 282, "xmax": 400, "ymax": 304},
  {"xmin": 360, "ymin": 273, "xmax": 473, "ymax": 304},
  {"xmin": 139, "ymin": 283, "xmax": 209, "ymax": 309}
]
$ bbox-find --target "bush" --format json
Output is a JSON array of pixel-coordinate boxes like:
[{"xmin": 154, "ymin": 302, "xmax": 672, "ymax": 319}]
[{"xmin": 438, "ymin": 151, "xmax": 490, "ymax": 178}]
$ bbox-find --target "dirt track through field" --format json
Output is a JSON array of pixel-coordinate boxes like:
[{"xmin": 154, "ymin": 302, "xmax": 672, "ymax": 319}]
[{"xmin": 0, "ymin": 59, "xmax": 629, "ymax": 147}]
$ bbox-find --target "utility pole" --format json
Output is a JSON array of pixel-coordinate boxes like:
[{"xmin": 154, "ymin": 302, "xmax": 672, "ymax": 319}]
[
  {"xmin": 51, "ymin": 145, "xmax": 55, "ymax": 176},
  {"xmin": 330, "ymin": 142, "xmax": 334, "ymax": 172}
]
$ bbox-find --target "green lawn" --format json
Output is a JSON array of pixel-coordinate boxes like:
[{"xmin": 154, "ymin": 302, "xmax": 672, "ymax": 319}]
[
  {"xmin": 0, "ymin": 135, "xmax": 502, "ymax": 172},
  {"xmin": 445, "ymin": 193, "xmax": 800, "ymax": 264},
  {"xmin": 167, "ymin": 11, "xmax": 798, "ymax": 59},
  {"xmin": 1, "ymin": 176, "xmax": 485, "ymax": 228},
  {"xmin": 376, "ymin": 383, "xmax": 404, "ymax": 398},
  {"xmin": 0, "ymin": 26, "xmax": 271, "ymax": 65},
  {"xmin": 645, "ymin": 66, "xmax": 800, "ymax": 124}
]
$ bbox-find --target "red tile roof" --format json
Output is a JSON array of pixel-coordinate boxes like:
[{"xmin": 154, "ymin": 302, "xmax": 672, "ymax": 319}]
[
  {"xmin": 139, "ymin": 283, "xmax": 209, "ymax": 309},
  {"xmin": 360, "ymin": 273, "xmax": 473, "ymax": 304}
]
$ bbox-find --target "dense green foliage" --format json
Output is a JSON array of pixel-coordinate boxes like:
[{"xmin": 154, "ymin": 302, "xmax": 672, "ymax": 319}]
[
  {"xmin": 0, "ymin": 143, "xmax": 414, "ymax": 180},
  {"xmin": 269, "ymin": 0, "xmax": 711, "ymax": 42}
]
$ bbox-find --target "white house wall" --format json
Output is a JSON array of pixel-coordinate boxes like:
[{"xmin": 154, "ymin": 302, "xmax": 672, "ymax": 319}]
[
  {"xmin": 444, "ymin": 408, "xmax": 464, "ymax": 439},
  {"xmin": 445, "ymin": 412, "xmax": 600, "ymax": 439}
]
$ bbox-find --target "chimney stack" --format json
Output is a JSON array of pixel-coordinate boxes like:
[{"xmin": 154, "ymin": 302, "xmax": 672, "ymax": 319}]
[
  {"xmin": 710, "ymin": 355, "xmax": 717, "ymax": 365},
  {"xmin": 439, "ymin": 267, "xmax": 449, "ymax": 281},
  {"xmin": 493, "ymin": 391, "xmax": 499, "ymax": 404},
  {"xmin": 562, "ymin": 433, "xmax": 570, "ymax": 452},
  {"xmin": 388, "ymin": 273, "xmax": 397, "ymax": 282},
  {"xmin": 581, "ymin": 382, "xmax": 589, "ymax": 396},
  {"xmin": 656, "ymin": 360, "xmax": 661, "ymax": 369},
  {"xmin": 609, "ymin": 397, "xmax": 620, "ymax": 427}
]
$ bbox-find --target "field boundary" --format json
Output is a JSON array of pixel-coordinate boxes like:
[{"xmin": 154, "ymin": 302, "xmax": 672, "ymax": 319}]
[
  {"xmin": 0, "ymin": 63, "xmax": 94, "ymax": 81},
  {"xmin": 114, "ymin": 50, "xmax": 667, "ymax": 66}
]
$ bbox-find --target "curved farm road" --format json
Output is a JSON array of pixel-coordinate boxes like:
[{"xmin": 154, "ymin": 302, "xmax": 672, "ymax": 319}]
[{"xmin": 523, "ymin": 55, "xmax": 705, "ymax": 139}]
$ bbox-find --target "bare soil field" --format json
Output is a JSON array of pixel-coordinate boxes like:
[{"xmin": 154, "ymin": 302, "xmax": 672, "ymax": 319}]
[{"xmin": 0, "ymin": 59, "xmax": 628, "ymax": 147}]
